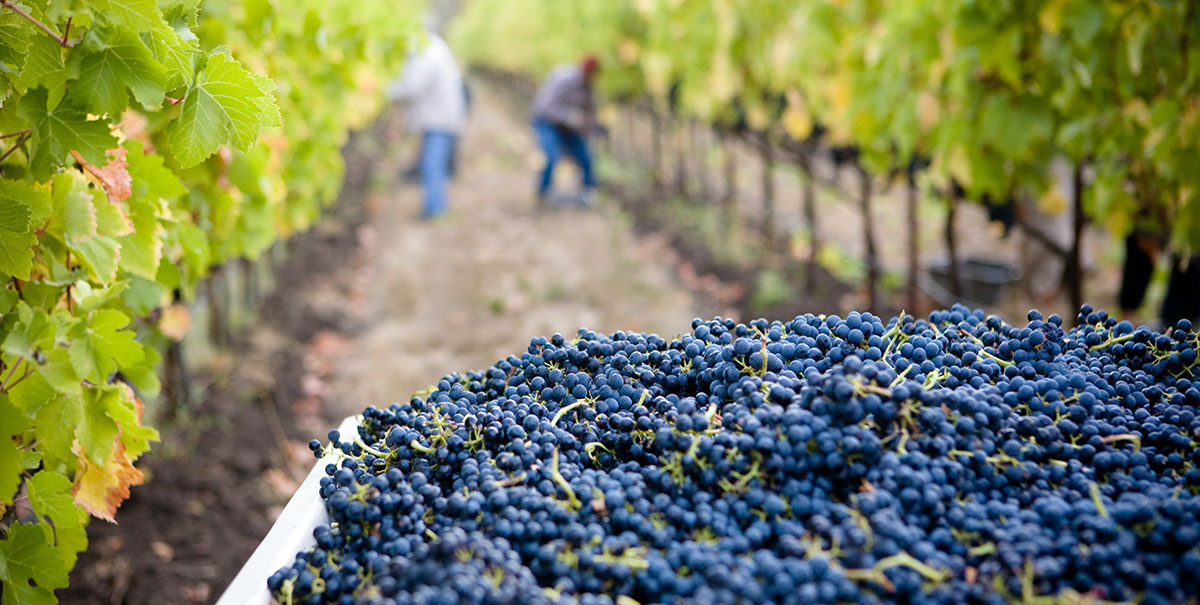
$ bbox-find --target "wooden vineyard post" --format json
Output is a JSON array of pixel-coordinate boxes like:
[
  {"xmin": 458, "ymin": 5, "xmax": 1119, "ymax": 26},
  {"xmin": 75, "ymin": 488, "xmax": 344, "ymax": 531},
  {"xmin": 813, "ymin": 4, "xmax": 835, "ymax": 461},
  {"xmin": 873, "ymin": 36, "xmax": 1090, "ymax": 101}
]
[
  {"xmin": 625, "ymin": 109, "xmax": 638, "ymax": 163},
  {"xmin": 162, "ymin": 289, "xmax": 191, "ymax": 418},
  {"xmin": 722, "ymin": 130, "xmax": 738, "ymax": 234},
  {"xmin": 674, "ymin": 118, "xmax": 689, "ymax": 197},
  {"xmin": 945, "ymin": 190, "xmax": 963, "ymax": 299},
  {"xmin": 799, "ymin": 151, "xmax": 819, "ymax": 290},
  {"xmin": 1063, "ymin": 161, "xmax": 1086, "ymax": 315},
  {"xmin": 205, "ymin": 264, "xmax": 231, "ymax": 349},
  {"xmin": 760, "ymin": 134, "xmax": 777, "ymax": 251},
  {"xmin": 696, "ymin": 122, "xmax": 711, "ymax": 202},
  {"xmin": 859, "ymin": 166, "xmax": 880, "ymax": 314},
  {"xmin": 651, "ymin": 109, "xmax": 664, "ymax": 186},
  {"xmin": 906, "ymin": 170, "xmax": 920, "ymax": 314}
]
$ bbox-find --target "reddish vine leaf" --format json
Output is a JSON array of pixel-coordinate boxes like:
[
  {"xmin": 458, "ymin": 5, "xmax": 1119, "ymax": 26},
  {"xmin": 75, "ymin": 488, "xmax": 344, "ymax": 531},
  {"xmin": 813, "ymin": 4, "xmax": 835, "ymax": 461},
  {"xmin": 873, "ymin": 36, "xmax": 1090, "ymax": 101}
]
[
  {"xmin": 72, "ymin": 147, "xmax": 133, "ymax": 205},
  {"xmin": 70, "ymin": 439, "xmax": 145, "ymax": 523}
]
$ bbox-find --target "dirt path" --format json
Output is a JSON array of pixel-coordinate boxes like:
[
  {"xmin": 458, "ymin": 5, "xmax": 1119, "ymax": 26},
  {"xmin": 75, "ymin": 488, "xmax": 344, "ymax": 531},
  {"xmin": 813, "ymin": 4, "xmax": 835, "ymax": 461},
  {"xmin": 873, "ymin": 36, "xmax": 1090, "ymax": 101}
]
[{"xmin": 326, "ymin": 83, "xmax": 705, "ymax": 419}]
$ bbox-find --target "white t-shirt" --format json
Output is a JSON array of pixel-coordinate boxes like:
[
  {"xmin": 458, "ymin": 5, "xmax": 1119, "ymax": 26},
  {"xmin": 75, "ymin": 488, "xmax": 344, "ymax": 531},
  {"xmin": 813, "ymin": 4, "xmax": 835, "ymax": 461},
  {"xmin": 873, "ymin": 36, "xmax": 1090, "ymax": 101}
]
[{"xmin": 388, "ymin": 34, "xmax": 468, "ymax": 135}]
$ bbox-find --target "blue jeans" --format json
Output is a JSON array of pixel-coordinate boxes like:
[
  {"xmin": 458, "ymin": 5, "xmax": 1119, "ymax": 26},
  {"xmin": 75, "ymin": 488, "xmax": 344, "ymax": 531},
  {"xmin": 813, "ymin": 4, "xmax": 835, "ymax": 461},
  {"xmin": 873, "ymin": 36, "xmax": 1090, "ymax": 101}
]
[
  {"xmin": 420, "ymin": 131, "xmax": 457, "ymax": 218},
  {"xmin": 533, "ymin": 119, "xmax": 595, "ymax": 197}
]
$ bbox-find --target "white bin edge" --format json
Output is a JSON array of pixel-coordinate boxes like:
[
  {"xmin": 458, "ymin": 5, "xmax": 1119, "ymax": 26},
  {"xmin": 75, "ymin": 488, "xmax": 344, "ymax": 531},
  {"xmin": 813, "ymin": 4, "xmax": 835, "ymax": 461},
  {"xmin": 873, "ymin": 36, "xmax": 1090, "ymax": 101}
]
[{"xmin": 216, "ymin": 415, "xmax": 360, "ymax": 605}]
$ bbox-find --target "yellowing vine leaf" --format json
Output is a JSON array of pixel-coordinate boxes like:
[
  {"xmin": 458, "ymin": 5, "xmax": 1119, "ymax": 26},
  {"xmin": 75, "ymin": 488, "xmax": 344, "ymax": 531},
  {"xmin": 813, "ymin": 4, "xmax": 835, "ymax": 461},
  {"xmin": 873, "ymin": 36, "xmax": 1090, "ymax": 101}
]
[{"xmin": 71, "ymin": 439, "xmax": 145, "ymax": 523}]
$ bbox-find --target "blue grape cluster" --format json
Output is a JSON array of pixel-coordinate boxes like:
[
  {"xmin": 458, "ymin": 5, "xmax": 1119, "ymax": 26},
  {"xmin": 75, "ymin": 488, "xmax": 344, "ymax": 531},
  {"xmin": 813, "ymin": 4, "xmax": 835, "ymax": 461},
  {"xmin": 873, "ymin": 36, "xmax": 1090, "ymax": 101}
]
[{"xmin": 269, "ymin": 305, "xmax": 1200, "ymax": 604}]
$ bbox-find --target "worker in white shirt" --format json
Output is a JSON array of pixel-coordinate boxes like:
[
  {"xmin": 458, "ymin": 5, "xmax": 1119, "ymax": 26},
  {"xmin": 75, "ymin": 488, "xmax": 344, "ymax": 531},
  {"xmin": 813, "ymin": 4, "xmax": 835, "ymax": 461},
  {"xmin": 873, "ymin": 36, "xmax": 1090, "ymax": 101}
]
[{"xmin": 388, "ymin": 32, "xmax": 468, "ymax": 219}]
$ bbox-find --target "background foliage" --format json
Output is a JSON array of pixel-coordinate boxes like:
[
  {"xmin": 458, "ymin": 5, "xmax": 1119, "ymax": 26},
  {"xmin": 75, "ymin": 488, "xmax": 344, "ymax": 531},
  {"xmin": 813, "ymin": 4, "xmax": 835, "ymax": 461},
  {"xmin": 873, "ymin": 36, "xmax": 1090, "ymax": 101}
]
[{"xmin": 451, "ymin": 0, "xmax": 1200, "ymax": 250}]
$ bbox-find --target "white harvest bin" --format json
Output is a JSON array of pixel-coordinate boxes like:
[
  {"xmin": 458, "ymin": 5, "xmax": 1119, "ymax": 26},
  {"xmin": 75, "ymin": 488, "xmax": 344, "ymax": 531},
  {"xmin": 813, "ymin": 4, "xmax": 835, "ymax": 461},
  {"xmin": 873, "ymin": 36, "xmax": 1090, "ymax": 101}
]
[{"xmin": 216, "ymin": 415, "xmax": 360, "ymax": 605}]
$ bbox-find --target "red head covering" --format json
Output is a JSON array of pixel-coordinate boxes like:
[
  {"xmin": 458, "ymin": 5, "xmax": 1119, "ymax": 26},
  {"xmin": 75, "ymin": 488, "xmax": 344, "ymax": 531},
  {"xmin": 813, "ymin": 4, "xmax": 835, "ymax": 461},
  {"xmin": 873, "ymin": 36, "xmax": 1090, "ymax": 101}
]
[{"xmin": 582, "ymin": 55, "xmax": 600, "ymax": 76}]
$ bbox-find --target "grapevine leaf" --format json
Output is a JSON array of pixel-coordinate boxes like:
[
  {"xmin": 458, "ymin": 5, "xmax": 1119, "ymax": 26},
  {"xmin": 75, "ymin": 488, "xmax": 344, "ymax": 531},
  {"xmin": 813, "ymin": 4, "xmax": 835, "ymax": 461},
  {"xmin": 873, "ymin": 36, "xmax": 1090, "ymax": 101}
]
[
  {"xmin": 16, "ymin": 35, "xmax": 68, "ymax": 108},
  {"xmin": 71, "ymin": 438, "xmax": 145, "ymax": 523},
  {"xmin": 175, "ymin": 222, "xmax": 211, "ymax": 276},
  {"xmin": 144, "ymin": 19, "xmax": 198, "ymax": 91},
  {"xmin": 158, "ymin": 0, "xmax": 200, "ymax": 26},
  {"xmin": 125, "ymin": 140, "xmax": 186, "ymax": 201},
  {"xmin": 0, "ymin": 231, "xmax": 36, "ymax": 281},
  {"xmin": 90, "ymin": 194, "xmax": 132, "ymax": 240},
  {"xmin": 66, "ymin": 25, "xmax": 168, "ymax": 115},
  {"xmin": 35, "ymin": 348, "xmax": 82, "ymax": 397},
  {"xmin": 33, "ymin": 392, "xmax": 83, "ymax": 469},
  {"xmin": 0, "ymin": 288, "xmax": 16, "ymax": 314},
  {"xmin": 117, "ymin": 341, "xmax": 160, "ymax": 396},
  {"xmin": 0, "ymin": 9, "xmax": 29, "ymax": 75},
  {"xmin": 67, "ymin": 309, "xmax": 143, "ymax": 383},
  {"xmin": 8, "ymin": 372, "xmax": 56, "ymax": 415},
  {"xmin": 26, "ymin": 470, "xmax": 88, "ymax": 570},
  {"xmin": 0, "ymin": 194, "xmax": 35, "ymax": 280},
  {"xmin": 88, "ymin": 0, "xmax": 170, "ymax": 31},
  {"xmin": 77, "ymin": 146, "xmax": 133, "ymax": 205},
  {"xmin": 17, "ymin": 89, "xmax": 118, "ymax": 182},
  {"xmin": 70, "ymin": 234, "xmax": 121, "ymax": 284},
  {"xmin": 71, "ymin": 280, "xmax": 128, "ymax": 314},
  {"xmin": 0, "ymin": 394, "xmax": 28, "ymax": 504},
  {"xmin": 0, "ymin": 180, "xmax": 53, "ymax": 231},
  {"xmin": 91, "ymin": 189, "xmax": 134, "ymax": 238},
  {"xmin": 119, "ymin": 275, "xmax": 167, "ymax": 315},
  {"xmin": 77, "ymin": 387, "xmax": 118, "ymax": 465},
  {"xmin": 1, "ymin": 304, "xmax": 54, "ymax": 360},
  {"xmin": 167, "ymin": 50, "xmax": 281, "ymax": 168},
  {"xmin": 50, "ymin": 172, "xmax": 96, "ymax": 241},
  {"xmin": 0, "ymin": 522, "xmax": 68, "ymax": 605},
  {"xmin": 107, "ymin": 384, "xmax": 157, "ymax": 458},
  {"xmin": 0, "ymin": 200, "xmax": 30, "ymax": 232},
  {"xmin": 116, "ymin": 197, "xmax": 164, "ymax": 279}
]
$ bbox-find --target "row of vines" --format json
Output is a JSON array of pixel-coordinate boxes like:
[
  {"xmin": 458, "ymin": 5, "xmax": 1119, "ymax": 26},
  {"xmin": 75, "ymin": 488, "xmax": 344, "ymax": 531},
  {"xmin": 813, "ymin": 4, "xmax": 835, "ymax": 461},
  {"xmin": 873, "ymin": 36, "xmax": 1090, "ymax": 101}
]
[
  {"xmin": 0, "ymin": 1, "xmax": 420, "ymax": 602},
  {"xmin": 451, "ymin": 0, "xmax": 1200, "ymax": 315}
]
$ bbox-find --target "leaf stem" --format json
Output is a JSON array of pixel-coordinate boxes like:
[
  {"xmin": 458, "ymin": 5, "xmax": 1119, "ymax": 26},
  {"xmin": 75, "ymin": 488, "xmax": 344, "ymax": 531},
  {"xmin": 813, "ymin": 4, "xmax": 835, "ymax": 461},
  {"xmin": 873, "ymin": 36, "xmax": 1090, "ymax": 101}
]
[
  {"xmin": 0, "ymin": 357, "xmax": 23, "ymax": 391},
  {"xmin": 1, "ymin": 1, "xmax": 72, "ymax": 47},
  {"xmin": 0, "ymin": 134, "xmax": 30, "ymax": 164},
  {"xmin": 5, "ymin": 366, "xmax": 34, "ymax": 393},
  {"xmin": 0, "ymin": 129, "xmax": 30, "ymax": 139}
]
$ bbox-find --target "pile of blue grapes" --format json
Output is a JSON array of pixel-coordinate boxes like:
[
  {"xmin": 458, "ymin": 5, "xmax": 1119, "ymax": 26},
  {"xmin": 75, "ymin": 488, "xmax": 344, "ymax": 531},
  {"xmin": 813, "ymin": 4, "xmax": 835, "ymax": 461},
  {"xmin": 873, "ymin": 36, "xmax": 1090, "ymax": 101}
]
[{"xmin": 269, "ymin": 305, "xmax": 1200, "ymax": 604}]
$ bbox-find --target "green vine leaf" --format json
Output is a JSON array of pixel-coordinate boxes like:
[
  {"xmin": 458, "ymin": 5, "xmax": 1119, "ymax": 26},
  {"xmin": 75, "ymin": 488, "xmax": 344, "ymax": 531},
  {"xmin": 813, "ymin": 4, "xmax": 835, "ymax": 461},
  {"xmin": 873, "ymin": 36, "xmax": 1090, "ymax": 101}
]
[
  {"xmin": 66, "ymin": 25, "xmax": 168, "ymax": 115},
  {"xmin": 26, "ymin": 470, "xmax": 89, "ymax": 570},
  {"xmin": 87, "ymin": 0, "xmax": 170, "ymax": 32},
  {"xmin": 167, "ymin": 50, "xmax": 281, "ymax": 168},
  {"xmin": 16, "ymin": 35, "xmax": 68, "ymax": 107},
  {"xmin": 0, "ymin": 522, "xmax": 69, "ymax": 605},
  {"xmin": 0, "ymin": 193, "xmax": 36, "ymax": 281},
  {"xmin": 66, "ymin": 309, "xmax": 144, "ymax": 384},
  {"xmin": 17, "ymin": 89, "xmax": 118, "ymax": 183},
  {"xmin": 0, "ymin": 394, "xmax": 28, "ymax": 504}
]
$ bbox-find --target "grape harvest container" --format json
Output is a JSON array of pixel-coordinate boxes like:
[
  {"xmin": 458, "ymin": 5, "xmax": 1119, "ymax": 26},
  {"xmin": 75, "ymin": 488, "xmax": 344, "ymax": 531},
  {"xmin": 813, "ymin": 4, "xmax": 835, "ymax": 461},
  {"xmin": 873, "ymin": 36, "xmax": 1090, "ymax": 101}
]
[{"xmin": 216, "ymin": 415, "xmax": 360, "ymax": 605}]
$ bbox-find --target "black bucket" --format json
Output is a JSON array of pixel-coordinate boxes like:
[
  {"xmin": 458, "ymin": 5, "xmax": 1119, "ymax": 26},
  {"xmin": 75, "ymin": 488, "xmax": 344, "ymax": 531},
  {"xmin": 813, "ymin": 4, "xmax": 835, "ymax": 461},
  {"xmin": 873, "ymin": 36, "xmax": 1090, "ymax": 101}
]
[{"xmin": 923, "ymin": 258, "xmax": 1021, "ymax": 307}]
